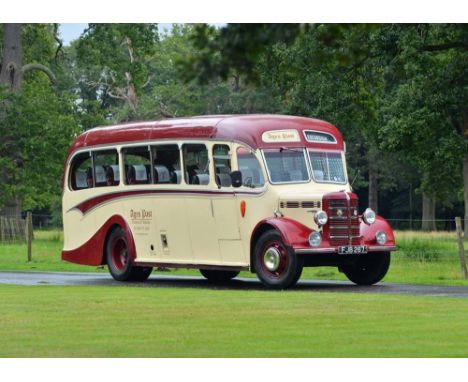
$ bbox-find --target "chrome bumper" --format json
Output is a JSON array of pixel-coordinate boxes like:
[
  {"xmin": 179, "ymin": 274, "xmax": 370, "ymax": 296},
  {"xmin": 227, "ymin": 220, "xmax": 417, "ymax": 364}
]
[{"xmin": 295, "ymin": 245, "xmax": 397, "ymax": 255}]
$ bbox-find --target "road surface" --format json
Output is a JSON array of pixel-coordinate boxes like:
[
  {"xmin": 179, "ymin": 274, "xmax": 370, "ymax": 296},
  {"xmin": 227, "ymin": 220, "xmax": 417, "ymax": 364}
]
[{"xmin": 1, "ymin": 270, "xmax": 468, "ymax": 298}]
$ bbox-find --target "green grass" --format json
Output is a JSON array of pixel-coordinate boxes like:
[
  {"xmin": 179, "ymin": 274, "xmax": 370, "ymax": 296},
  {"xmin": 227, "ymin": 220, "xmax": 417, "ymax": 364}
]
[
  {"xmin": 0, "ymin": 284, "xmax": 467, "ymax": 357},
  {"xmin": 0, "ymin": 230, "xmax": 105, "ymax": 273},
  {"xmin": 1, "ymin": 230, "xmax": 467, "ymax": 286}
]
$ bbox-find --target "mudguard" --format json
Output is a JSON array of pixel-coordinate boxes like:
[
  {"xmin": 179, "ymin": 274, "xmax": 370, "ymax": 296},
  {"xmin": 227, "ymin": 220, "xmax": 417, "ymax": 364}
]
[
  {"xmin": 360, "ymin": 215, "xmax": 396, "ymax": 246},
  {"xmin": 62, "ymin": 215, "xmax": 136, "ymax": 266},
  {"xmin": 251, "ymin": 217, "xmax": 312, "ymax": 248}
]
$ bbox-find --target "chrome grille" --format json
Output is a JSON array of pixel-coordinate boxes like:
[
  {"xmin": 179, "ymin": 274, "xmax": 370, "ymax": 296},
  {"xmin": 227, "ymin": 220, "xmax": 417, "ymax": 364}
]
[
  {"xmin": 328, "ymin": 198, "xmax": 360, "ymax": 245},
  {"xmin": 280, "ymin": 201, "xmax": 321, "ymax": 209}
]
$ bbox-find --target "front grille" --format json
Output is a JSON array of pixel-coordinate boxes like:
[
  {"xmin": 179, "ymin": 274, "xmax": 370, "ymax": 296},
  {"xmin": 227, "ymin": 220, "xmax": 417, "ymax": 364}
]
[
  {"xmin": 280, "ymin": 201, "xmax": 321, "ymax": 209},
  {"xmin": 328, "ymin": 198, "xmax": 360, "ymax": 246}
]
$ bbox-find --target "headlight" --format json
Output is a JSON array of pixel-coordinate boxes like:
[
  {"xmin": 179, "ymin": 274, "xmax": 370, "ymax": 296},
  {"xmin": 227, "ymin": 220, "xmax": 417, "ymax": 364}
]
[
  {"xmin": 376, "ymin": 231, "xmax": 388, "ymax": 245},
  {"xmin": 308, "ymin": 231, "xmax": 322, "ymax": 247},
  {"xmin": 314, "ymin": 210, "xmax": 328, "ymax": 226},
  {"xmin": 363, "ymin": 208, "xmax": 376, "ymax": 225}
]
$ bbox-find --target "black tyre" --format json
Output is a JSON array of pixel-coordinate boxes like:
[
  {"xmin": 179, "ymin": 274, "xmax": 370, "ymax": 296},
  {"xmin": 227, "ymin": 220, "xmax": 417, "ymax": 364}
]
[
  {"xmin": 106, "ymin": 226, "xmax": 152, "ymax": 282},
  {"xmin": 199, "ymin": 269, "xmax": 239, "ymax": 282},
  {"xmin": 253, "ymin": 230, "xmax": 303, "ymax": 289},
  {"xmin": 342, "ymin": 252, "xmax": 390, "ymax": 285}
]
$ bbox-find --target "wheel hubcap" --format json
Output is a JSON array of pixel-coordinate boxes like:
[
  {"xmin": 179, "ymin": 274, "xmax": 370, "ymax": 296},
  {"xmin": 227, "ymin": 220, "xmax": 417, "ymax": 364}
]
[
  {"xmin": 112, "ymin": 238, "xmax": 128, "ymax": 271},
  {"xmin": 264, "ymin": 247, "xmax": 281, "ymax": 272}
]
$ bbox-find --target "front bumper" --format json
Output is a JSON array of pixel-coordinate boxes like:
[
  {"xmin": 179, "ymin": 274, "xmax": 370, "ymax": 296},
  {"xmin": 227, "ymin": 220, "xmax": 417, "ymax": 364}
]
[{"xmin": 295, "ymin": 245, "xmax": 397, "ymax": 255}]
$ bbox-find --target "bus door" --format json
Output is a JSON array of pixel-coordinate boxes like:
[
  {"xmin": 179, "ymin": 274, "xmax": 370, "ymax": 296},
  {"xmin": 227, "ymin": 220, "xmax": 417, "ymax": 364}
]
[
  {"xmin": 210, "ymin": 144, "xmax": 245, "ymax": 265},
  {"xmin": 182, "ymin": 143, "xmax": 220, "ymax": 265}
]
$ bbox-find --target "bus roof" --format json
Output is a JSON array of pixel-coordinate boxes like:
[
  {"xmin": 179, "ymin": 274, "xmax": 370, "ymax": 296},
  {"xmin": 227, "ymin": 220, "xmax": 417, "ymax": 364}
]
[{"xmin": 66, "ymin": 114, "xmax": 344, "ymax": 160}]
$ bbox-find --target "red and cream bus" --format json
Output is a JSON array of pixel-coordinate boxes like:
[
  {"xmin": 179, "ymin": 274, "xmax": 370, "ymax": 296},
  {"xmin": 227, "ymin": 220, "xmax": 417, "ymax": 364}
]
[{"xmin": 62, "ymin": 115, "xmax": 396, "ymax": 289}]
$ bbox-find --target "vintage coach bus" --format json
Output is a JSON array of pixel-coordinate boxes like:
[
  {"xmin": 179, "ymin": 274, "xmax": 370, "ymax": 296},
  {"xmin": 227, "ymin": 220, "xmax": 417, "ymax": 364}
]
[{"xmin": 62, "ymin": 115, "xmax": 396, "ymax": 289}]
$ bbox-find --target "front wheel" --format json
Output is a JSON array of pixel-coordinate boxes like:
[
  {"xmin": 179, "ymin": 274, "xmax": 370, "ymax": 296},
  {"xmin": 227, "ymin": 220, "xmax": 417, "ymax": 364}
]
[
  {"xmin": 199, "ymin": 269, "xmax": 240, "ymax": 282},
  {"xmin": 106, "ymin": 226, "xmax": 152, "ymax": 282},
  {"xmin": 342, "ymin": 252, "xmax": 390, "ymax": 285},
  {"xmin": 254, "ymin": 230, "xmax": 303, "ymax": 289}
]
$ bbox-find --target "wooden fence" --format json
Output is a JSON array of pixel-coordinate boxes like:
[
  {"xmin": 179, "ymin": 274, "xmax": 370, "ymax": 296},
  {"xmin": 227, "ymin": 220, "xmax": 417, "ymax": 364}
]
[{"xmin": 0, "ymin": 214, "xmax": 29, "ymax": 243}]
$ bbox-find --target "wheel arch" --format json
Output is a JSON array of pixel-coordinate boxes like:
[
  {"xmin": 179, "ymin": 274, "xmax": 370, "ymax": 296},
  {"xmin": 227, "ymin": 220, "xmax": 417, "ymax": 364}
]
[
  {"xmin": 250, "ymin": 217, "xmax": 312, "ymax": 272},
  {"xmin": 62, "ymin": 214, "xmax": 136, "ymax": 266},
  {"xmin": 101, "ymin": 216, "xmax": 137, "ymax": 265}
]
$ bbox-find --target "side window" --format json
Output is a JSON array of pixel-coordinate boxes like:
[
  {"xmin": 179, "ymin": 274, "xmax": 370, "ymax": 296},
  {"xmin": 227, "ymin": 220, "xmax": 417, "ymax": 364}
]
[
  {"xmin": 213, "ymin": 144, "xmax": 232, "ymax": 187},
  {"xmin": 237, "ymin": 147, "xmax": 265, "ymax": 187},
  {"xmin": 94, "ymin": 149, "xmax": 119, "ymax": 187},
  {"xmin": 69, "ymin": 152, "xmax": 93, "ymax": 190},
  {"xmin": 122, "ymin": 146, "xmax": 151, "ymax": 185},
  {"xmin": 152, "ymin": 144, "xmax": 182, "ymax": 184},
  {"xmin": 182, "ymin": 144, "xmax": 210, "ymax": 185}
]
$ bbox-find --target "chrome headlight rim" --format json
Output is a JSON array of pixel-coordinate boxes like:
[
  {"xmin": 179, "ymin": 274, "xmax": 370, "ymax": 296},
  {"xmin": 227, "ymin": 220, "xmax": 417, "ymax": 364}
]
[
  {"xmin": 314, "ymin": 210, "xmax": 328, "ymax": 226},
  {"xmin": 375, "ymin": 230, "xmax": 388, "ymax": 245},
  {"xmin": 363, "ymin": 208, "xmax": 376, "ymax": 225},
  {"xmin": 308, "ymin": 231, "xmax": 322, "ymax": 247}
]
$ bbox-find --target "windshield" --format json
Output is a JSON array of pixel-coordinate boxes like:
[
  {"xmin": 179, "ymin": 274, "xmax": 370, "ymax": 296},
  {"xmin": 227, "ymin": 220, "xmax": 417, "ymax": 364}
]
[
  {"xmin": 309, "ymin": 151, "xmax": 346, "ymax": 183},
  {"xmin": 263, "ymin": 149, "xmax": 310, "ymax": 183}
]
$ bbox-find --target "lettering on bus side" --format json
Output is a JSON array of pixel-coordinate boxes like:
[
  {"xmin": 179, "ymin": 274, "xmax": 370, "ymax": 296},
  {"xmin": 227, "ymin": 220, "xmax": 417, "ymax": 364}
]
[
  {"xmin": 130, "ymin": 209, "xmax": 153, "ymax": 220},
  {"xmin": 130, "ymin": 209, "xmax": 153, "ymax": 235}
]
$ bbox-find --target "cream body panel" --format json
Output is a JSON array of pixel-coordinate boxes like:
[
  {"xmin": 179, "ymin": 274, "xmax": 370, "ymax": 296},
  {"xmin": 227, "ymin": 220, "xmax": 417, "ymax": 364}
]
[
  {"xmin": 219, "ymin": 240, "xmax": 246, "ymax": 264},
  {"xmin": 212, "ymin": 196, "xmax": 240, "ymax": 240},
  {"xmin": 62, "ymin": 188, "xmax": 99, "ymax": 250},
  {"xmin": 186, "ymin": 196, "xmax": 220, "ymax": 264},
  {"xmin": 149, "ymin": 194, "xmax": 192, "ymax": 262},
  {"xmin": 121, "ymin": 192, "xmax": 156, "ymax": 260}
]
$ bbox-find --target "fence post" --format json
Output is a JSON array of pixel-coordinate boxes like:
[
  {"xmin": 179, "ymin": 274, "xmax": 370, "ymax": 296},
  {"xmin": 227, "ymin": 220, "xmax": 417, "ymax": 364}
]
[
  {"xmin": 0, "ymin": 217, "xmax": 4, "ymax": 243},
  {"xmin": 26, "ymin": 211, "xmax": 33, "ymax": 262},
  {"xmin": 455, "ymin": 217, "xmax": 467, "ymax": 279}
]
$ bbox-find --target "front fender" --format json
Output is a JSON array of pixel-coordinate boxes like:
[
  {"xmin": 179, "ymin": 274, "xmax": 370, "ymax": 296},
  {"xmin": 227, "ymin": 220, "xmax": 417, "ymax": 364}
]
[
  {"xmin": 252, "ymin": 217, "xmax": 312, "ymax": 248},
  {"xmin": 360, "ymin": 215, "xmax": 395, "ymax": 246}
]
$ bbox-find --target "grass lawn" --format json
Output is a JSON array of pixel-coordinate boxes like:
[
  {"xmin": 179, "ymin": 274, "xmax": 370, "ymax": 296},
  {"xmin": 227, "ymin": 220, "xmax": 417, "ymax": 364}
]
[
  {"xmin": 0, "ymin": 284, "xmax": 468, "ymax": 357},
  {"xmin": 0, "ymin": 230, "xmax": 467, "ymax": 285}
]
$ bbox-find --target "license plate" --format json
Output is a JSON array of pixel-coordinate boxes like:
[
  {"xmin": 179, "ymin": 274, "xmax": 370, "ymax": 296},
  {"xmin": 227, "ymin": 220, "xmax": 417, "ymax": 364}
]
[{"xmin": 338, "ymin": 245, "xmax": 368, "ymax": 255}]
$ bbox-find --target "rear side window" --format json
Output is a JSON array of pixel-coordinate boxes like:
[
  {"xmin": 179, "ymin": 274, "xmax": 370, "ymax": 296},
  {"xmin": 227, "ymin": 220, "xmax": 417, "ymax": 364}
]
[
  {"xmin": 213, "ymin": 144, "xmax": 232, "ymax": 187},
  {"xmin": 123, "ymin": 146, "xmax": 152, "ymax": 185},
  {"xmin": 69, "ymin": 152, "xmax": 93, "ymax": 190},
  {"xmin": 94, "ymin": 149, "xmax": 119, "ymax": 187},
  {"xmin": 183, "ymin": 144, "xmax": 210, "ymax": 185},
  {"xmin": 237, "ymin": 147, "xmax": 265, "ymax": 187},
  {"xmin": 152, "ymin": 144, "xmax": 182, "ymax": 184}
]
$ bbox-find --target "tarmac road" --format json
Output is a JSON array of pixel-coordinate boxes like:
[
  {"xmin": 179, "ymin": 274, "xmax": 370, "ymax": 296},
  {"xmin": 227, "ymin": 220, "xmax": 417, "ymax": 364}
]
[{"xmin": 1, "ymin": 270, "xmax": 468, "ymax": 298}]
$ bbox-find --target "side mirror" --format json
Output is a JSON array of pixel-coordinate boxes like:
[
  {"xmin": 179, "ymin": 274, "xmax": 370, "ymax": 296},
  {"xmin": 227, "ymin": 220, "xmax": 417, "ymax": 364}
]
[{"xmin": 230, "ymin": 170, "xmax": 242, "ymax": 188}]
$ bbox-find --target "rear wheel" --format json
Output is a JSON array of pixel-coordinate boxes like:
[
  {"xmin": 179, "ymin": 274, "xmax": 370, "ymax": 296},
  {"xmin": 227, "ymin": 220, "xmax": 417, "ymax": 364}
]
[
  {"xmin": 199, "ymin": 269, "xmax": 239, "ymax": 282},
  {"xmin": 254, "ymin": 230, "xmax": 303, "ymax": 289},
  {"xmin": 342, "ymin": 252, "xmax": 390, "ymax": 285},
  {"xmin": 106, "ymin": 227, "xmax": 152, "ymax": 282}
]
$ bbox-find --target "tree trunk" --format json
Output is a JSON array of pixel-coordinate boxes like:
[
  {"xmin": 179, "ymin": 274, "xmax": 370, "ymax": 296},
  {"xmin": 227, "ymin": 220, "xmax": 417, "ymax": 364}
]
[
  {"xmin": 0, "ymin": 23, "xmax": 23, "ymax": 92},
  {"xmin": 368, "ymin": 150, "xmax": 378, "ymax": 213},
  {"xmin": 464, "ymin": 153, "xmax": 468, "ymax": 236},
  {"xmin": 0, "ymin": 24, "xmax": 23, "ymax": 218},
  {"xmin": 421, "ymin": 193, "xmax": 436, "ymax": 231}
]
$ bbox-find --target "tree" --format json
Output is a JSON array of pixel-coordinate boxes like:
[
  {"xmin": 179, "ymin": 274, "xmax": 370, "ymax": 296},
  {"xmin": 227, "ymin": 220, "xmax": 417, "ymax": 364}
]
[
  {"xmin": 75, "ymin": 24, "xmax": 159, "ymax": 121},
  {"xmin": 0, "ymin": 24, "xmax": 56, "ymax": 92},
  {"xmin": 380, "ymin": 24, "xmax": 468, "ymax": 232},
  {"xmin": 0, "ymin": 24, "xmax": 79, "ymax": 216}
]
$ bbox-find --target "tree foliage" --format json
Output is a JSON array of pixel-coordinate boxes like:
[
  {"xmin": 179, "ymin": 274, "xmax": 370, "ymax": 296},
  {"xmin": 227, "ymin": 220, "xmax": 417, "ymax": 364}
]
[{"xmin": 0, "ymin": 23, "xmax": 466, "ymax": 228}]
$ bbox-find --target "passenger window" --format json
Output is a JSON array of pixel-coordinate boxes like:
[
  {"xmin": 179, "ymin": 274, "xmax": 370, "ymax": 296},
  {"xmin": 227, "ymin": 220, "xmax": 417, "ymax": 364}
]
[
  {"xmin": 152, "ymin": 144, "xmax": 182, "ymax": 184},
  {"xmin": 123, "ymin": 146, "xmax": 151, "ymax": 185},
  {"xmin": 213, "ymin": 144, "xmax": 232, "ymax": 187},
  {"xmin": 237, "ymin": 147, "xmax": 265, "ymax": 187},
  {"xmin": 94, "ymin": 149, "xmax": 119, "ymax": 187},
  {"xmin": 182, "ymin": 144, "xmax": 210, "ymax": 185},
  {"xmin": 69, "ymin": 152, "xmax": 93, "ymax": 190}
]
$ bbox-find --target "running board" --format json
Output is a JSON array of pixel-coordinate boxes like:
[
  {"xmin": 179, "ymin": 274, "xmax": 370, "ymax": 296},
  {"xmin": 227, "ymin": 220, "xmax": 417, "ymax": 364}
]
[{"xmin": 135, "ymin": 261, "xmax": 249, "ymax": 272}]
